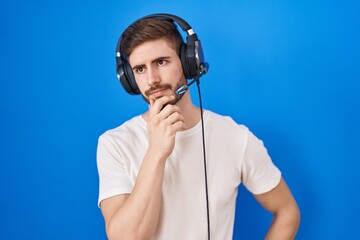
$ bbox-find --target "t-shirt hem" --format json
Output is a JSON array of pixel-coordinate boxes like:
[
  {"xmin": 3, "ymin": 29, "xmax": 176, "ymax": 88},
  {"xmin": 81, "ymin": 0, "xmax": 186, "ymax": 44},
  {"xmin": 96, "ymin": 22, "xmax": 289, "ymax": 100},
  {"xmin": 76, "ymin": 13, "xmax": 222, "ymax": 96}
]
[
  {"xmin": 98, "ymin": 188, "xmax": 132, "ymax": 207},
  {"xmin": 248, "ymin": 171, "xmax": 282, "ymax": 195}
]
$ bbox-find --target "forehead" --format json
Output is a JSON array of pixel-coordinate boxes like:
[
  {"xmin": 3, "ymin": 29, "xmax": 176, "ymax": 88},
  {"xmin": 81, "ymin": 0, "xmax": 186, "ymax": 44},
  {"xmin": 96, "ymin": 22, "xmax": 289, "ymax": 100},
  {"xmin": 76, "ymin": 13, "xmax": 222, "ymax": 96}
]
[{"xmin": 128, "ymin": 39, "xmax": 178, "ymax": 66}]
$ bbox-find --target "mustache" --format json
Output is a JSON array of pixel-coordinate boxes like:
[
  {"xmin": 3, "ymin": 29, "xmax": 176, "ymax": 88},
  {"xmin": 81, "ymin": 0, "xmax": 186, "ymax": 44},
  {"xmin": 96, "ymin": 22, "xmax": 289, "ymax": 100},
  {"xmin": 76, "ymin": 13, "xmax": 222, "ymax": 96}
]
[{"xmin": 144, "ymin": 84, "xmax": 172, "ymax": 97}]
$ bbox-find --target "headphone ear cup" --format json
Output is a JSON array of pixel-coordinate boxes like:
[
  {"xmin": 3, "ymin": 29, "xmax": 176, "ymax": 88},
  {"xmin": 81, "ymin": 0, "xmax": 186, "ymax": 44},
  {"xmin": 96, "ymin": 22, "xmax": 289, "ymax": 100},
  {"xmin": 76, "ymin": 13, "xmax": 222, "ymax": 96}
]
[
  {"xmin": 124, "ymin": 61, "xmax": 140, "ymax": 94},
  {"xmin": 180, "ymin": 43, "xmax": 191, "ymax": 79},
  {"xmin": 117, "ymin": 57, "xmax": 140, "ymax": 95},
  {"xmin": 185, "ymin": 38, "xmax": 200, "ymax": 79}
]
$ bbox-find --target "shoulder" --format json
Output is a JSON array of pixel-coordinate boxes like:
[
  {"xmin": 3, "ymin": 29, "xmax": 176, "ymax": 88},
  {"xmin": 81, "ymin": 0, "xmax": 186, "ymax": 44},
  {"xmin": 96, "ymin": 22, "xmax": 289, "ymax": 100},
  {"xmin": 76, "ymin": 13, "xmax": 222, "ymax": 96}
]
[
  {"xmin": 205, "ymin": 110, "xmax": 249, "ymax": 135},
  {"xmin": 98, "ymin": 115, "xmax": 146, "ymax": 144}
]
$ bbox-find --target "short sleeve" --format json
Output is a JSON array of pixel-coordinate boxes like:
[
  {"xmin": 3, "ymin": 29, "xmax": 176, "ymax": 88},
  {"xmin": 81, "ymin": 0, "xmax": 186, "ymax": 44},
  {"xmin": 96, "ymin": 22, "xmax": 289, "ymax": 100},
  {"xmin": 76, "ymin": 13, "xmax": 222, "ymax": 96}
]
[
  {"xmin": 97, "ymin": 134, "xmax": 133, "ymax": 207},
  {"xmin": 241, "ymin": 129, "xmax": 281, "ymax": 194}
]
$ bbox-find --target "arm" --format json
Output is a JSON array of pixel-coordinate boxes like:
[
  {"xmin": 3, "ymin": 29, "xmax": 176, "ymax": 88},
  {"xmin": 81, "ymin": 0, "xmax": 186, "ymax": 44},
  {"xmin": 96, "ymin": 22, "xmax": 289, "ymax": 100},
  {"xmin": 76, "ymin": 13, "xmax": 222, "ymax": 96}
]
[
  {"xmin": 254, "ymin": 177, "xmax": 300, "ymax": 240},
  {"xmin": 100, "ymin": 95, "xmax": 184, "ymax": 240}
]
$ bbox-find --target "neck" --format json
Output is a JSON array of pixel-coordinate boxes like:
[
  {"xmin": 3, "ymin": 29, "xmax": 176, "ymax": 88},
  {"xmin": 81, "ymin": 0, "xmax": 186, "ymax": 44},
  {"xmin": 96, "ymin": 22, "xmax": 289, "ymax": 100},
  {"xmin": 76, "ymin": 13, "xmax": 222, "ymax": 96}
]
[{"xmin": 142, "ymin": 91, "xmax": 201, "ymax": 130}]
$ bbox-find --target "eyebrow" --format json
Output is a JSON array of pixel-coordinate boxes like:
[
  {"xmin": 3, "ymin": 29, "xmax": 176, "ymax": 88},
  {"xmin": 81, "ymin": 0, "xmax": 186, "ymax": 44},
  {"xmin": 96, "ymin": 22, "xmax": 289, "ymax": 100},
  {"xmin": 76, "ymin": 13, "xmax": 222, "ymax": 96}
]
[{"xmin": 132, "ymin": 56, "xmax": 171, "ymax": 71}]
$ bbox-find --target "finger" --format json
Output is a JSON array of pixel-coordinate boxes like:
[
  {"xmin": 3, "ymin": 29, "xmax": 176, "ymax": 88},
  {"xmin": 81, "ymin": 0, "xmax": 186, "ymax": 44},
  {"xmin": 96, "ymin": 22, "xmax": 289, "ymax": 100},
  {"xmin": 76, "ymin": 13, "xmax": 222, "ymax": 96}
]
[
  {"xmin": 165, "ymin": 111, "xmax": 184, "ymax": 125},
  {"xmin": 171, "ymin": 119, "xmax": 186, "ymax": 132},
  {"xmin": 149, "ymin": 98, "xmax": 156, "ymax": 107},
  {"xmin": 161, "ymin": 104, "xmax": 181, "ymax": 117},
  {"xmin": 152, "ymin": 95, "xmax": 176, "ymax": 113},
  {"xmin": 148, "ymin": 98, "xmax": 157, "ymax": 118}
]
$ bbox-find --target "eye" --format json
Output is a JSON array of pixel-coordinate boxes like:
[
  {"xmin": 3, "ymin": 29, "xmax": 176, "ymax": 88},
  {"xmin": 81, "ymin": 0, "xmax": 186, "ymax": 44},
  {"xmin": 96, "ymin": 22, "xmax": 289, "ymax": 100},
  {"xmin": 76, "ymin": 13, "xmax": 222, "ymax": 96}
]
[
  {"xmin": 135, "ymin": 66, "xmax": 145, "ymax": 74},
  {"xmin": 158, "ymin": 59, "xmax": 167, "ymax": 66}
]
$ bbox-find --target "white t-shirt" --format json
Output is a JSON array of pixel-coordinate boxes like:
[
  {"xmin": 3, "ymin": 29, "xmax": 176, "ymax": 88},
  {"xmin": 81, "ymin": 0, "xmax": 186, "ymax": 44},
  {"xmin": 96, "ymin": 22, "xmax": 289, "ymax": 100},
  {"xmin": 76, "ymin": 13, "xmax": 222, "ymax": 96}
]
[{"xmin": 97, "ymin": 110, "xmax": 281, "ymax": 240}]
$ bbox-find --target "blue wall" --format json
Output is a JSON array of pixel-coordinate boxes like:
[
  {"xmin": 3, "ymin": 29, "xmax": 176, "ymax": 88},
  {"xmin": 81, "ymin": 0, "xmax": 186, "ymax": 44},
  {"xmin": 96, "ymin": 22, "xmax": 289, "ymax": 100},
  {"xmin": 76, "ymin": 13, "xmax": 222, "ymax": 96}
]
[{"xmin": 1, "ymin": 0, "xmax": 359, "ymax": 239}]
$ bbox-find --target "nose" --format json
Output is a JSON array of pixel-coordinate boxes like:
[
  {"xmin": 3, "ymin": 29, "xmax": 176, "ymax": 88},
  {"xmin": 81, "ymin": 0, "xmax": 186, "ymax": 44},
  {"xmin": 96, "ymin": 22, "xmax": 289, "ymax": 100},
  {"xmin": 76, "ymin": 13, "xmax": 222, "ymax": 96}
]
[{"xmin": 147, "ymin": 67, "xmax": 160, "ymax": 87}]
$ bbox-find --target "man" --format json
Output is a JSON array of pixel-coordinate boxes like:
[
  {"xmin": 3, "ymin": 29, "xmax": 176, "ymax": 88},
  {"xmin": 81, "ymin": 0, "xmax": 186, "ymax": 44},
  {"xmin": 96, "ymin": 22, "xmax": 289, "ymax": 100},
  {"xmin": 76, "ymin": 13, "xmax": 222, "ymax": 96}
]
[{"xmin": 97, "ymin": 14, "xmax": 300, "ymax": 240}]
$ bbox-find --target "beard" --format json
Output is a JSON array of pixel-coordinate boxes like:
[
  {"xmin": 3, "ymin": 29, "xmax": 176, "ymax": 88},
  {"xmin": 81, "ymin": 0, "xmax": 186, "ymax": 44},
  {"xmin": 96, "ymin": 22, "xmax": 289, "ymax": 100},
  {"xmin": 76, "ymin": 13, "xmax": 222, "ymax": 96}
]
[{"xmin": 141, "ymin": 77, "xmax": 187, "ymax": 105}]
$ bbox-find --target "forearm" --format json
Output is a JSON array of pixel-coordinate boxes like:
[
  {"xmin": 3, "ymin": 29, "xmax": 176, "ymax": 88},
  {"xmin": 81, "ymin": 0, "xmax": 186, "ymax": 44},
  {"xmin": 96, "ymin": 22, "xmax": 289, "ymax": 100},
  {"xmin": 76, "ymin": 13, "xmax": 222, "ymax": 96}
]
[
  {"xmin": 265, "ymin": 206, "xmax": 300, "ymax": 240},
  {"xmin": 107, "ymin": 151, "xmax": 167, "ymax": 240}
]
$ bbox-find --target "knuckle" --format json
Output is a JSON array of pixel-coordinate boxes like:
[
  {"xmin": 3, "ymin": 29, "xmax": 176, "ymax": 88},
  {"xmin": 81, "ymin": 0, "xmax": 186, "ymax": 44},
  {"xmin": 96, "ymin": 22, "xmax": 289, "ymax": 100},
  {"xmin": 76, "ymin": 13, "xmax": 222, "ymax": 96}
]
[{"xmin": 153, "ymin": 116, "xmax": 160, "ymax": 125}]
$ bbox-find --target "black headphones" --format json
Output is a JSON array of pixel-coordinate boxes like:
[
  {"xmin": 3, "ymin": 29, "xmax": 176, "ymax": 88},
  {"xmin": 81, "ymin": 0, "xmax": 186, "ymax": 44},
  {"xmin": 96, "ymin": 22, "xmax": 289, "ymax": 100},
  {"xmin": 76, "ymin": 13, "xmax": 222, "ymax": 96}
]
[{"xmin": 115, "ymin": 13, "xmax": 209, "ymax": 95}]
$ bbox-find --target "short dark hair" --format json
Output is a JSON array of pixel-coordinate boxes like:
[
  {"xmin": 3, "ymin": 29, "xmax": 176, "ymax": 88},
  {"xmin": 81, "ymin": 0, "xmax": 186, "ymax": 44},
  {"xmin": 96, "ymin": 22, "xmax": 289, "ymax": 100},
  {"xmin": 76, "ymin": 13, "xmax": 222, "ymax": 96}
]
[{"xmin": 120, "ymin": 18, "xmax": 184, "ymax": 58}]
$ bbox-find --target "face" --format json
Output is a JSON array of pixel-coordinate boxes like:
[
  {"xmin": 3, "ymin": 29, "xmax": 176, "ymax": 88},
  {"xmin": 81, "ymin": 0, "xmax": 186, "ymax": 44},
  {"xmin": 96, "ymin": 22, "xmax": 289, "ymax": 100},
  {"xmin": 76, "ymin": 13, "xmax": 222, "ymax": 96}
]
[{"xmin": 128, "ymin": 38, "xmax": 186, "ymax": 104}]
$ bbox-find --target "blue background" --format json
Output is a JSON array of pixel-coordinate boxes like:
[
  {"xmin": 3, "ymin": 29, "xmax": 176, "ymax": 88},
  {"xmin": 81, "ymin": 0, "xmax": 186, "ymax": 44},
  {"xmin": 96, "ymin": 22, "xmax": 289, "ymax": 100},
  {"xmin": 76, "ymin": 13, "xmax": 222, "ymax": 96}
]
[{"xmin": 1, "ymin": 0, "xmax": 359, "ymax": 239}]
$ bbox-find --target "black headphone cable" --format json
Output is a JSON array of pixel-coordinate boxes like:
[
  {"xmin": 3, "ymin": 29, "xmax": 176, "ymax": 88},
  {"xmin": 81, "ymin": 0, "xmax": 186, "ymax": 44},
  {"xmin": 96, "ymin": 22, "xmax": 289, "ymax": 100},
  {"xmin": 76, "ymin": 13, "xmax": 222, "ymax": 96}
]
[{"xmin": 195, "ymin": 78, "xmax": 211, "ymax": 240}]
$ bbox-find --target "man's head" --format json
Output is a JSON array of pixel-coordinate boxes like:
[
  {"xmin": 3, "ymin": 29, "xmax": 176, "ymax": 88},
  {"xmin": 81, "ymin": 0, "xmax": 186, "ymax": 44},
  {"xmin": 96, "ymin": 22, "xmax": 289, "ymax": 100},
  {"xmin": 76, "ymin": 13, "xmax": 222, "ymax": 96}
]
[
  {"xmin": 119, "ymin": 18, "xmax": 187, "ymax": 104},
  {"xmin": 116, "ymin": 14, "xmax": 208, "ymax": 99}
]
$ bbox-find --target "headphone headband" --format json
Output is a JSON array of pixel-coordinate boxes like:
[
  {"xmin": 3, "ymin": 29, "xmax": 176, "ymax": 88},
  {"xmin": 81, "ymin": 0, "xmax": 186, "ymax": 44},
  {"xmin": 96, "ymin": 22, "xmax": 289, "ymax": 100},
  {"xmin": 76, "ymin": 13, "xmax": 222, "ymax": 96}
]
[{"xmin": 141, "ymin": 13, "xmax": 192, "ymax": 32}]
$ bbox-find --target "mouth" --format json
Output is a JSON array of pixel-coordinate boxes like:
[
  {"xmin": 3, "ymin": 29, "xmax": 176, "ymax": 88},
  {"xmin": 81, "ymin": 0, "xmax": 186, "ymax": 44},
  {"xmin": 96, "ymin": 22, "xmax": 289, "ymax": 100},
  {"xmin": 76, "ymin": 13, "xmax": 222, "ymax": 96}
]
[{"xmin": 148, "ymin": 88, "xmax": 169, "ymax": 99}]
